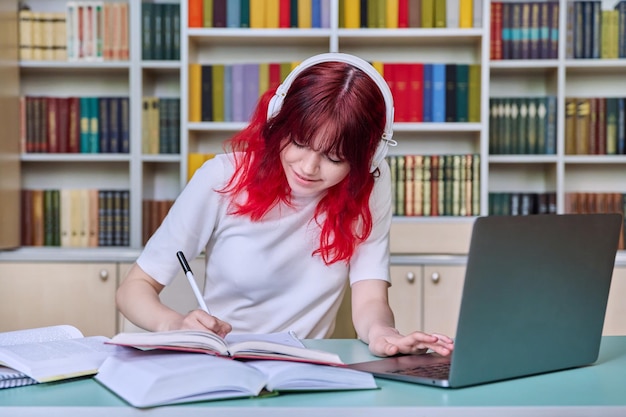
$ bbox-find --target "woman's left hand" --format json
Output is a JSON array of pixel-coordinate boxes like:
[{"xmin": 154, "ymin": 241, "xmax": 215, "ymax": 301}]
[{"xmin": 368, "ymin": 330, "xmax": 454, "ymax": 357}]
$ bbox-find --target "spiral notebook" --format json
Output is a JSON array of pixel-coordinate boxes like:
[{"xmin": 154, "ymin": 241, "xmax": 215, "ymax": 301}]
[{"xmin": 349, "ymin": 213, "xmax": 622, "ymax": 388}]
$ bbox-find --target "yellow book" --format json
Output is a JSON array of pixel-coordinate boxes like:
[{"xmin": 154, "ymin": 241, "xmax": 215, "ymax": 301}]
[
  {"xmin": 298, "ymin": 0, "xmax": 312, "ymax": 28},
  {"xmin": 212, "ymin": 65, "xmax": 225, "ymax": 122},
  {"xmin": 459, "ymin": 0, "xmax": 473, "ymax": 28},
  {"xmin": 258, "ymin": 62, "xmax": 270, "ymax": 96},
  {"xmin": 344, "ymin": 0, "xmax": 360, "ymax": 28},
  {"xmin": 372, "ymin": 61, "xmax": 384, "ymax": 77},
  {"xmin": 386, "ymin": 0, "xmax": 399, "ymax": 28},
  {"xmin": 141, "ymin": 97, "xmax": 151, "ymax": 154},
  {"xmin": 188, "ymin": 63, "xmax": 202, "ymax": 122},
  {"xmin": 250, "ymin": 0, "xmax": 266, "ymax": 28},
  {"xmin": 149, "ymin": 98, "xmax": 160, "ymax": 154},
  {"xmin": 187, "ymin": 153, "xmax": 216, "ymax": 182},
  {"xmin": 266, "ymin": 0, "xmax": 280, "ymax": 28}
]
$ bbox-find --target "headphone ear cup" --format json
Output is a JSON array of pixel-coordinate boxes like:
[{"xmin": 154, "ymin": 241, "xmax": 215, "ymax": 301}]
[{"xmin": 370, "ymin": 139, "xmax": 388, "ymax": 172}]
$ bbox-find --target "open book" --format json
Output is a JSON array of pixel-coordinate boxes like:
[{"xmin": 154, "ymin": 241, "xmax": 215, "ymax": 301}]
[
  {"xmin": 108, "ymin": 330, "xmax": 344, "ymax": 365},
  {"xmin": 0, "ymin": 325, "xmax": 126, "ymax": 384},
  {"xmin": 95, "ymin": 349, "xmax": 377, "ymax": 408}
]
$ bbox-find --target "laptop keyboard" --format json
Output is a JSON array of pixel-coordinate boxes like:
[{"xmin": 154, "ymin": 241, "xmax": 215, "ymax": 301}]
[{"xmin": 391, "ymin": 363, "xmax": 450, "ymax": 380}]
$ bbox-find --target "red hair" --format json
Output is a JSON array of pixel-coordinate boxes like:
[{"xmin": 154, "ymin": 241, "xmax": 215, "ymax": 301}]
[{"xmin": 220, "ymin": 61, "xmax": 387, "ymax": 265}]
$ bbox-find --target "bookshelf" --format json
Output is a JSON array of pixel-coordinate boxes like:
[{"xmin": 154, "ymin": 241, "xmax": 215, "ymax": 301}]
[{"xmin": 7, "ymin": 0, "xmax": 626, "ymax": 259}]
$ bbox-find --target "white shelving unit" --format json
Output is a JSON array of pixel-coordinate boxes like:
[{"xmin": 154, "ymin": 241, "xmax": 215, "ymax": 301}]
[{"xmin": 11, "ymin": 0, "xmax": 626, "ymax": 261}]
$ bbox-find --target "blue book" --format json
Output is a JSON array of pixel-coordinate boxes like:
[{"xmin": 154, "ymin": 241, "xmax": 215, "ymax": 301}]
[
  {"xmin": 89, "ymin": 97, "xmax": 100, "ymax": 153},
  {"xmin": 227, "ymin": 0, "xmax": 241, "ymax": 28},
  {"xmin": 242, "ymin": 63, "xmax": 259, "ymax": 122},
  {"xmin": 422, "ymin": 64, "xmax": 433, "ymax": 122},
  {"xmin": 312, "ymin": 0, "xmax": 322, "ymax": 27},
  {"xmin": 109, "ymin": 97, "xmax": 120, "ymax": 153},
  {"xmin": 119, "ymin": 97, "xmax": 130, "ymax": 154},
  {"xmin": 545, "ymin": 96, "xmax": 557, "ymax": 155},
  {"xmin": 431, "ymin": 63, "xmax": 446, "ymax": 123},
  {"xmin": 98, "ymin": 97, "xmax": 110, "ymax": 153}
]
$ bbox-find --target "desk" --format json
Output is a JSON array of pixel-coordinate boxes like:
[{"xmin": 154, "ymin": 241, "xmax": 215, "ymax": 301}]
[{"xmin": 1, "ymin": 337, "xmax": 625, "ymax": 417}]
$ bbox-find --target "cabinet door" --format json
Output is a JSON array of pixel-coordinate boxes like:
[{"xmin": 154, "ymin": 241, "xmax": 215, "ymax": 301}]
[
  {"xmin": 604, "ymin": 267, "xmax": 626, "ymax": 335},
  {"xmin": 0, "ymin": 262, "xmax": 117, "ymax": 337},
  {"xmin": 388, "ymin": 265, "xmax": 423, "ymax": 335},
  {"xmin": 423, "ymin": 265, "xmax": 465, "ymax": 337}
]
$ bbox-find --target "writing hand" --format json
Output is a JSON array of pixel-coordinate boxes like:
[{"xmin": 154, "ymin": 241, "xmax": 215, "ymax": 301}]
[{"xmin": 176, "ymin": 310, "xmax": 232, "ymax": 338}]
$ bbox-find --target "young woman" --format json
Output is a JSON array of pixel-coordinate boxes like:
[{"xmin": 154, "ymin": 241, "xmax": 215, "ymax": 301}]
[{"xmin": 117, "ymin": 53, "xmax": 454, "ymax": 358}]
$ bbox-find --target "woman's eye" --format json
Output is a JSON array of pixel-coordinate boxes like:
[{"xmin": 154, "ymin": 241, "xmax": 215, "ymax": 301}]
[
  {"xmin": 292, "ymin": 140, "xmax": 307, "ymax": 149},
  {"xmin": 326, "ymin": 154, "xmax": 344, "ymax": 164}
]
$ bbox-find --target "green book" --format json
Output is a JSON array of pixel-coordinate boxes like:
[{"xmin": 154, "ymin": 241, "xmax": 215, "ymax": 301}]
[
  {"xmin": 212, "ymin": 64, "xmax": 225, "ymax": 122},
  {"xmin": 421, "ymin": 0, "xmax": 434, "ymax": 27},
  {"xmin": 422, "ymin": 155, "xmax": 431, "ymax": 216},
  {"xmin": 535, "ymin": 97, "xmax": 546, "ymax": 155},
  {"xmin": 468, "ymin": 64, "xmax": 481, "ymax": 123},
  {"xmin": 455, "ymin": 64, "xmax": 469, "ymax": 123},
  {"xmin": 240, "ymin": 0, "xmax": 250, "ymax": 27},
  {"xmin": 388, "ymin": 156, "xmax": 397, "ymax": 215},
  {"xmin": 434, "ymin": 0, "xmax": 446, "ymax": 28},
  {"xmin": 203, "ymin": 0, "xmax": 213, "ymax": 27},
  {"xmin": 517, "ymin": 98, "xmax": 528, "ymax": 154},
  {"xmin": 141, "ymin": 3, "xmax": 153, "ymax": 60},
  {"xmin": 527, "ymin": 98, "xmax": 538, "ymax": 154}
]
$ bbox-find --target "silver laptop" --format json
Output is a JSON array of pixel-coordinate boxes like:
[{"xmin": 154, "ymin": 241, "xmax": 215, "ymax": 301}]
[{"xmin": 349, "ymin": 213, "xmax": 622, "ymax": 388}]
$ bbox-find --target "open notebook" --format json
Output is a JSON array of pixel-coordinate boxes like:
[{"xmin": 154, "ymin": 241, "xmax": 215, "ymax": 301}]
[{"xmin": 349, "ymin": 213, "xmax": 622, "ymax": 388}]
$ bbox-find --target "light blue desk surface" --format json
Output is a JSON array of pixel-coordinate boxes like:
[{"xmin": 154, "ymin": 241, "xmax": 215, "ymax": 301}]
[{"xmin": 1, "ymin": 337, "xmax": 626, "ymax": 417}]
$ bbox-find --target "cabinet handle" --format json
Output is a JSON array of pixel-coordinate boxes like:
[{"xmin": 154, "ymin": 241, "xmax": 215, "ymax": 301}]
[
  {"xmin": 99, "ymin": 269, "xmax": 109, "ymax": 281},
  {"xmin": 406, "ymin": 271, "xmax": 416, "ymax": 283},
  {"xmin": 431, "ymin": 272, "xmax": 440, "ymax": 284}
]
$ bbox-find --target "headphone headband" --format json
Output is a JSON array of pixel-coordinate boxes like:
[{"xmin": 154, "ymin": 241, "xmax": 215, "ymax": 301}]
[{"xmin": 267, "ymin": 53, "xmax": 396, "ymax": 172}]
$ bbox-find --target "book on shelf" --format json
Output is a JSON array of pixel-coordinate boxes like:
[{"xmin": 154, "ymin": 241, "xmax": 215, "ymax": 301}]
[
  {"xmin": 0, "ymin": 325, "xmax": 123, "ymax": 385},
  {"xmin": 107, "ymin": 330, "xmax": 345, "ymax": 365},
  {"xmin": 95, "ymin": 349, "xmax": 377, "ymax": 408}
]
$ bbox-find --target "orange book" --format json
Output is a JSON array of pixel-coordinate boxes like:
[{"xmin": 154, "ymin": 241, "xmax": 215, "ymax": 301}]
[{"xmin": 188, "ymin": 0, "xmax": 203, "ymax": 27}]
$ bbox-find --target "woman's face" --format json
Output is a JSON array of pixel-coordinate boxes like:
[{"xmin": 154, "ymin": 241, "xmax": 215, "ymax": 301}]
[{"xmin": 280, "ymin": 137, "xmax": 351, "ymax": 197}]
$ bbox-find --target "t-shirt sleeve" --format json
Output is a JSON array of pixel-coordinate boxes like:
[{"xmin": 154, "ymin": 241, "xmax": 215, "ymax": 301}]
[
  {"xmin": 136, "ymin": 155, "xmax": 231, "ymax": 286},
  {"xmin": 348, "ymin": 158, "xmax": 392, "ymax": 285}
]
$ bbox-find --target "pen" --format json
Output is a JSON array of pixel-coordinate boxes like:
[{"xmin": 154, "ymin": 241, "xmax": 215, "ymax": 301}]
[{"xmin": 176, "ymin": 251, "xmax": 211, "ymax": 315}]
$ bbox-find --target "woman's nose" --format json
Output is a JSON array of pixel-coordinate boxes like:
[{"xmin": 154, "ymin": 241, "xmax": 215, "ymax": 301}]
[{"xmin": 301, "ymin": 150, "xmax": 321, "ymax": 174}]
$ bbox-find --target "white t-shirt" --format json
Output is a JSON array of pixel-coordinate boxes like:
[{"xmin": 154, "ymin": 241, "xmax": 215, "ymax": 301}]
[{"xmin": 137, "ymin": 153, "xmax": 392, "ymax": 338}]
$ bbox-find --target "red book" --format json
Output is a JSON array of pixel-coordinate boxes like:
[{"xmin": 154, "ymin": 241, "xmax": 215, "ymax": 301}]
[
  {"xmin": 383, "ymin": 63, "xmax": 398, "ymax": 119},
  {"xmin": 408, "ymin": 63, "xmax": 424, "ymax": 122},
  {"xmin": 268, "ymin": 63, "xmax": 282, "ymax": 91},
  {"xmin": 68, "ymin": 97, "xmax": 81, "ymax": 153},
  {"xmin": 394, "ymin": 63, "xmax": 411, "ymax": 123},
  {"xmin": 491, "ymin": 2, "xmax": 503, "ymax": 60},
  {"xmin": 279, "ymin": 0, "xmax": 291, "ymax": 28},
  {"xmin": 188, "ymin": 0, "xmax": 203, "ymax": 27},
  {"xmin": 398, "ymin": 0, "xmax": 409, "ymax": 28},
  {"xmin": 57, "ymin": 97, "xmax": 70, "ymax": 153}
]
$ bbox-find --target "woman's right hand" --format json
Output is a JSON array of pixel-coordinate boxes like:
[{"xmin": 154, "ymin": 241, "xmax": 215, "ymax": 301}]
[{"xmin": 175, "ymin": 310, "xmax": 232, "ymax": 338}]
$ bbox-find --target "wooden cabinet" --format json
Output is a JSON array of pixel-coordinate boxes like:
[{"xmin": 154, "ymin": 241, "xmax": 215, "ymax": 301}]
[
  {"xmin": 388, "ymin": 265, "xmax": 423, "ymax": 337},
  {"xmin": 389, "ymin": 264, "xmax": 465, "ymax": 338},
  {"xmin": 391, "ymin": 261, "xmax": 626, "ymax": 338},
  {"xmin": 0, "ymin": 262, "xmax": 118, "ymax": 337},
  {"xmin": 422, "ymin": 265, "xmax": 465, "ymax": 337}
]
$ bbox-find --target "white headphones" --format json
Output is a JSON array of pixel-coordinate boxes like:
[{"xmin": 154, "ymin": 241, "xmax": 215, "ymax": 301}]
[{"xmin": 266, "ymin": 53, "xmax": 396, "ymax": 172}]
